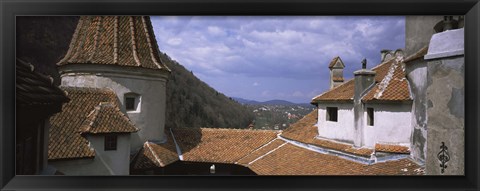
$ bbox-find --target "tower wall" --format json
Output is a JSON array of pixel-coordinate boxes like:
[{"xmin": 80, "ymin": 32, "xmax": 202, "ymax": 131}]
[{"xmin": 59, "ymin": 64, "xmax": 168, "ymax": 152}]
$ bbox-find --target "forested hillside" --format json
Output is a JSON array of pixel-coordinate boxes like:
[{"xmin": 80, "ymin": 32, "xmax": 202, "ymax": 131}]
[{"xmin": 16, "ymin": 16, "xmax": 254, "ymax": 129}]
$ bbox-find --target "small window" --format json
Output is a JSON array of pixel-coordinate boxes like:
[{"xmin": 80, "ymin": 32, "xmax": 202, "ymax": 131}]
[
  {"xmin": 124, "ymin": 93, "xmax": 141, "ymax": 112},
  {"xmin": 125, "ymin": 97, "xmax": 135, "ymax": 111},
  {"xmin": 367, "ymin": 107, "xmax": 374, "ymax": 126},
  {"xmin": 104, "ymin": 135, "xmax": 117, "ymax": 151},
  {"xmin": 326, "ymin": 107, "xmax": 338, "ymax": 122}
]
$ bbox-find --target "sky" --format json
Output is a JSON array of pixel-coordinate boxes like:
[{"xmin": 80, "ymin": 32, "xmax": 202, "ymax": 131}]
[{"xmin": 151, "ymin": 16, "xmax": 405, "ymax": 103}]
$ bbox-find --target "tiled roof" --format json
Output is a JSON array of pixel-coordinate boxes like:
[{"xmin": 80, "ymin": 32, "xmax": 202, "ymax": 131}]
[
  {"xmin": 236, "ymin": 139, "xmax": 286, "ymax": 166},
  {"xmin": 375, "ymin": 143, "xmax": 410, "ymax": 154},
  {"xmin": 312, "ymin": 57, "xmax": 412, "ymax": 103},
  {"xmin": 49, "ymin": 87, "xmax": 122, "ymax": 160},
  {"xmin": 328, "ymin": 56, "xmax": 344, "ymax": 68},
  {"xmin": 57, "ymin": 16, "xmax": 170, "ymax": 72},
  {"xmin": 131, "ymin": 131, "xmax": 179, "ymax": 169},
  {"xmin": 171, "ymin": 127, "xmax": 279, "ymax": 164},
  {"xmin": 362, "ymin": 58, "xmax": 411, "ymax": 102},
  {"xmin": 281, "ymin": 110, "xmax": 374, "ymax": 157},
  {"xmin": 248, "ymin": 143, "xmax": 423, "ymax": 175},
  {"xmin": 332, "ymin": 76, "xmax": 344, "ymax": 82},
  {"xmin": 16, "ymin": 58, "xmax": 69, "ymax": 106},
  {"xmin": 79, "ymin": 102, "xmax": 138, "ymax": 135}
]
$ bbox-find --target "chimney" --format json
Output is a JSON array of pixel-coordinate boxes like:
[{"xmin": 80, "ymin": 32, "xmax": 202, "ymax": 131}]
[
  {"xmin": 353, "ymin": 58, "xmax": 376, "ymax": 147},
  {"xmin": 328, "ymin": 56, "xmax": 345, "ymax": 89},
  {"xmin": 380, "ymin": 49, "xmax": 393, "ymax": 63}
]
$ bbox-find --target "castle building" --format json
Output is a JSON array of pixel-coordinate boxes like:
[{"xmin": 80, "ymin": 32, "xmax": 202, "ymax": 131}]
[
  {"xmin": 48, "ymin": 16, "xmax": 170, "ymax": 175},
  {"xmin": 311, "ymin": 51, "xmax": 412, "ymax": 151},
  {"xmin": 55, "ymin": 16, "xmax": 170, "ymax": 151}
]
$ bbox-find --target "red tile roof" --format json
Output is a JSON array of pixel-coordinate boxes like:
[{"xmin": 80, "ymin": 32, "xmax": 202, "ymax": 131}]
[
  {"xmin": 236, "ymin": 139, "xmax": 286, "ymax": 166},
  {"xmin": 57, "ymin": 16, "xmax": 170, "ymax": 72},
  {"xmin": 375, "ymin": 143, "xmax": 410, "ymax": 154},
  {"xmin": 16, "ymin": 58, "xmax": 69, "ymax": 106},
  {"xmin": 248, "ymin": 143, "xmax": 423, "ymax": 175},
  {"xmin": 362, "ymin": 58, "xmax": 411, "ymax": 102},
  {"xmin": 328, "ymin": 56, "xmax": 344, "ymax": 69},
  {"xmin": 312, "ymin": 57, "xmax": 412, "ymax": 103},
  {"xmin": 79, "ymin": 102, "xmax": 138, "ymax": 135},
  {"xmin": 171, "ymin": 127, "xmax": 279, "ymax": 164},
  {"xmin": 48, "ymin": 87, "xmax": 127, "ymax": 160},
  {"xmin": 131, "ymin": 131, "xmax": 179, "ymax": 169}
]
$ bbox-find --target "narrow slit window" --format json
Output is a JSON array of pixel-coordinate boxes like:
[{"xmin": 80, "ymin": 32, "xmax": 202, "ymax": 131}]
[
  {"xmin": 104, "ymin": 135, "xmax": 117, "ymax": 151},
  {"xmin": 367, "ymin": 107, "xmax": 374, "ymax": 126},
  {"xmin": 326, "ymin": 107, "xmax": 338, "ymax": 122}
]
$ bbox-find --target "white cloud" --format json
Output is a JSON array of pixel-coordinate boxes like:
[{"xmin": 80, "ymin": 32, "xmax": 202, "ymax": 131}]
[
  {"xmin": 166, "ymin": 38, "xmax": 183, "ymax": 46},
  {"xmin": 151, "ymin": 16, "xmax": 405, "ymax": 102}
]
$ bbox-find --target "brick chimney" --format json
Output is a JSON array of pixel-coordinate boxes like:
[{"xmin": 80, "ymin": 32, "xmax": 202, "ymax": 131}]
[
  {"xmin": 353, "ymin": 58, "xmax": 376, "ymax": 147},
  {"xmin": 328, "ymin": 56, "xmax": 345, "ymax": 89}
]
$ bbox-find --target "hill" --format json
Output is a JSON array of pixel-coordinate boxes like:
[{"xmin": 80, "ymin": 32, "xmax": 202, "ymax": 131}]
[
  {"xmin": 232, "ymin": 97, "xmax": 313, "ymax": 107},
  {"xmin": 16, "ymin": 16, "xmax": 254, "ymax": 129}
]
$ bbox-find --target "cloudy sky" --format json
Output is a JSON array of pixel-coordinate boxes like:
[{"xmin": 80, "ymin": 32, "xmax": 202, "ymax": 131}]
[{"xmin": 151, "ymin": 16, "xmax": 405, "ymax": 103}]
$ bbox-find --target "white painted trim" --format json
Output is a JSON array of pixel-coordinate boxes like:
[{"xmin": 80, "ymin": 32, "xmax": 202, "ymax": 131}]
[
  {"xmin": 235, "ymin": 138, "xmax": 280, "ymax": 164},
  {"xmin": 169, "ymin": 129, "xmax": 184, "ymax": 161},
  {"xmin": 248, "ymin": 142, "xmax": 288, "ymax": 165},
  {"xmin": 58, "ymin": 64, "xmax": 169, "ymax": 81}
]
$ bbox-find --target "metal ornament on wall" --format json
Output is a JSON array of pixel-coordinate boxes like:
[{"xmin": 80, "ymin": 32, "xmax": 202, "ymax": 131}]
[{"xmin": 437, "ymin": 142, "xmax": 450, "ymax": 174}]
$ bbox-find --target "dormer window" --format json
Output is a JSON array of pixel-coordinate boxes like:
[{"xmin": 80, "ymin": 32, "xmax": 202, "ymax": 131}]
[
  {"xmin": 326, "ymin": 107, "xmax": 338, "ymax": 122},
  {"xmin": 124, "ymin": 92, "xmax": 141, "ymax": 112}
]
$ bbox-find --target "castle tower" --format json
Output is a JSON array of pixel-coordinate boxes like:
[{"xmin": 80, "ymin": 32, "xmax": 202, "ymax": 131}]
[
  {"xmin": 328, "ymin": 56, "xmax": 345, "ymax": 89},
  {"xmin": 57, "ymin": 16, "xmax": 170, "ymax": 152}
]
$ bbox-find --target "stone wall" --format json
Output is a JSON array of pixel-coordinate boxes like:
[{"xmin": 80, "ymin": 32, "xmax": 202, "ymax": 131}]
[{"xmin": 425, "ymin": 28, "xmax": 464, "ymax": 175}]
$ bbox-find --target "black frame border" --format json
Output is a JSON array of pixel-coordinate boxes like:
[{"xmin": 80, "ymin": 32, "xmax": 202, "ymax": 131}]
[{"xmin": 1, "ymin": 0, "xmax": 479, "ymax": 190}]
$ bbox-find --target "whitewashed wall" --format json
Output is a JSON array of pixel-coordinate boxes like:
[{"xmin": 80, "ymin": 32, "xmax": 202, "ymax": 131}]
[
  {"xmin": 317, "ymin": 102, "xmax": 355, "ymax": 144},
  {"xmin": 59, "ymin": 64, "xmax": 168, "ymax": 152},
  {"xmin": 363, "ymin": 103, "xmax": 412, "ymax": 148},
  {"xmin": 50, "ymin": 134, "xmax": 131, "ymax": 175}
]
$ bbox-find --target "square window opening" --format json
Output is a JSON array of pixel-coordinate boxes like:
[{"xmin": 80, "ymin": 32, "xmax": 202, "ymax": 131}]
[
  {"xmin": 367, "ymin": 107, "xmax": 374, "ymax": 126},
  {"xmin": 326, "ymin": 107, "xmax": 338, "ymax": 122},
  {"xmin": 125, "ymin": 97, "xmax": 135, "ymax": 111},
  {"xmin": 104, "ymin": 135, "xmax": 117, "ymax": 151}
]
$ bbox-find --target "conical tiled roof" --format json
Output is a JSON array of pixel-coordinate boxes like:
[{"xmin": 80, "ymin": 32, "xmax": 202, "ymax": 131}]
[{"xmin": 57, "ymin": 16, "xmax": 170, "ymax": 72}]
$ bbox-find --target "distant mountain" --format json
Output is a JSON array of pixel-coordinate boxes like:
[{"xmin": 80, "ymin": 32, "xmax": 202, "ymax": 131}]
[
  {"xmin": 232, "ymin": 97, "xmax": 314, "ymax": 107},
  {"xmin": 16, "ymin": 16, "xmax": 255, "ymax": 129}
]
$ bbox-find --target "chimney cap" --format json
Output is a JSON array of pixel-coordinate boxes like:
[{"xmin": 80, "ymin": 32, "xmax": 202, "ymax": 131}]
[{"xmin": 361, "ymin": 58, "xmax": 367, "ymax": 69}]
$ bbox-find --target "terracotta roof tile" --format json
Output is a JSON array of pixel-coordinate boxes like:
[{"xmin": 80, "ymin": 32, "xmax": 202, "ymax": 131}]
[
  {"xmin": 362, "ymin": 59, "xmax": 412, "ymax": 102},
  {"xmin": 16, "ymin": 58, "xmax": 69, "ymax": 106},
  {"xmin": 57, "ymin": 16, "xmax": 170, "ymax": 72},
  {"xmin": 281, "ymin": 110, "xmax": 374, "ymax": 157},
  {"xmin": 249, "ymin": 143, "xmax": 423, "ymax": 175},
  {"xmin": 236, "ymin": 139, "xmax": 286, "ymax": 166},
  {"xmin": 332, "ymin": 76, "xmax": 344, "ymax": 82},
  {"xmin": 171, "ymin": 128, "xmax": 278, "ymax": 164},
  {"xmin": 328, "ymin": 56, "xmax": 344, "ymax": 68},
  {"xmin": 312, "ymin": 57, "xmax": 412, "ymax": 103},
  {"xmin": 131, "ymin": 131, "xmax": 179, "ymax": 169},
  {"xmin": 375, "ymin": 143, "xmax": 410, "ymax": 154},
  {"xmin": 48, "ymin": 87, "xmax": 122, "ymax": 160},
  {"xmin": 79, "ymin": 102, "xmax": 138, "ymax": 135}
]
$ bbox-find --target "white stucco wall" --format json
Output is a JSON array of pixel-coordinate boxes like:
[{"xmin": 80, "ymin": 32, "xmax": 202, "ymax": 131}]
[
  {"xmin": 49, "ymin": 134, "xmax": 131, "ymax": 175},
  {"xmin": 317, "ymin": 102, "xmax": 355, "ymax": 144},
  {"xmin": 59, "ymin": 64, "xmax": 168, "ymax": 151},
  {"xmin": 363, "ymin": 103, "xmax": 412, "ymax": 148}
]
